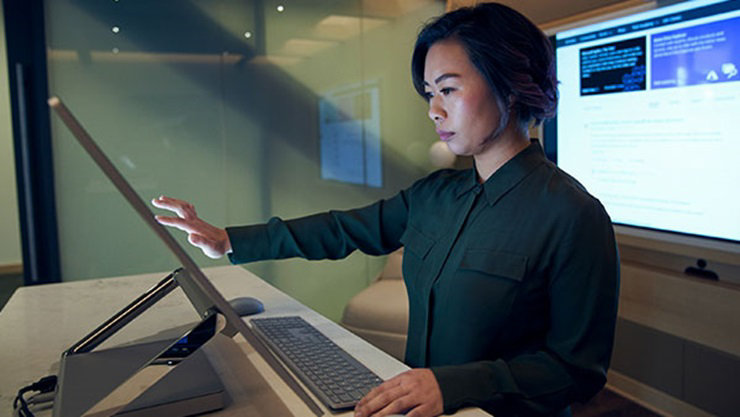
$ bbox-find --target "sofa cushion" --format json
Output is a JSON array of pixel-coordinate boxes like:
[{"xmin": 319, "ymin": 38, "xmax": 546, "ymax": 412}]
[
  {"xmin": 377, "ymin": 249, "xmax": 404, "ymax": 281},
  {"xmin": 341, "ymin": 279, "xmax": 409, "ymax": 335}
]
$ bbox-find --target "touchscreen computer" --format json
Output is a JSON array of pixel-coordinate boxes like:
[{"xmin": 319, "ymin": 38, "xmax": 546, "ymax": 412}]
[{"xmin": 47, "ymin": 96, "xmax": 321, "ymax": 417}]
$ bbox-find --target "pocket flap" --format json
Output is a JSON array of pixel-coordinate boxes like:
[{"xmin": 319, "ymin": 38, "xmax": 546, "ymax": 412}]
[
  {"xmin": 460, "ymin": 249, "xmax": 527, "ymax": 281},
  {"xmin": 399, "ymin": 226, "xmax": 434, "ymax": 259}
]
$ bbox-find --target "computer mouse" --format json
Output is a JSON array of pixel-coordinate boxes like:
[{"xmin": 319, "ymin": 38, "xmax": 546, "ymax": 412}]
[{"xmin": 228, "ymin": 296, "xmax": 264, "ymax": 316}]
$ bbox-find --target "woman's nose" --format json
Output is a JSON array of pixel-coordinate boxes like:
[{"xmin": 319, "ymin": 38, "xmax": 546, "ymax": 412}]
[{"xmin": 428, "ymin": 96, "xmax": 445, "ymax": 122}]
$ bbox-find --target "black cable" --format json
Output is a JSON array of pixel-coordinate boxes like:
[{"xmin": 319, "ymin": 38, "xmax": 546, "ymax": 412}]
[
  {"xmin": 13, "ymin": 387, "xmax": 32, "ymax": 417},
  {"xmin": 13, "ymin": 376, "xmax": 57, "ymax": 417}
]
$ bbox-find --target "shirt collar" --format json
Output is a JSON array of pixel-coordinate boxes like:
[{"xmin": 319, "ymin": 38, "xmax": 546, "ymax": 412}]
[{"xmin": 455, "ymin": 140, "xmax": 546, "ymax": 206}]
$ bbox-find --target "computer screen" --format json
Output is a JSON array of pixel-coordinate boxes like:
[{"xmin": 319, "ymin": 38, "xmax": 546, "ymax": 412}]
[{"xmin": 547, "ymin": 0, "xmax": 740, "ymax": 248}]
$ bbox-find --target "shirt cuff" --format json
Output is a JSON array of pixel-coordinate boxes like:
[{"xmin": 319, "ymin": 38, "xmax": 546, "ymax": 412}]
[
  {"xmin": 225, "ymin": 225, "xmax": 271, "ymax": 264},
  {"xmin": 431, "ymin": 362, "xmax": 502, "ymax": 414}
]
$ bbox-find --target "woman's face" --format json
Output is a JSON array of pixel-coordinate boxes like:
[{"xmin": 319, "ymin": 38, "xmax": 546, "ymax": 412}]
[{"xmin": 423, "ymin": 39, "xmax": 504, "ymax": 157}]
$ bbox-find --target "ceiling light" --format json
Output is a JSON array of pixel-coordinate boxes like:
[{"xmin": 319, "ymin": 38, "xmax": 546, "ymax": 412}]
[
  {"xmin": 277, "ymin": 5, "xmax": 285, "ymax": 12},
  {"xmin": 244, "ymin": 31, "xmax": 252, "ymax": 39},
  {"xmin": 111, "ymin": 26, "xmax": 120, "ymax": 34}
]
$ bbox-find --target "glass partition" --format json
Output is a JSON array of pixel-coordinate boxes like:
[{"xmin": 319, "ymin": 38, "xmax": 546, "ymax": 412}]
[{"xmin": 45, "ymin": 0, "xmax": 444, "ymax": 321}]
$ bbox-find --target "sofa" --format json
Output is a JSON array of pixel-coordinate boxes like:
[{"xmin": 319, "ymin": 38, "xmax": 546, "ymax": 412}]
[{"xmin": 340, "ymin": 249, "xmax": 408, "ymax": 361}]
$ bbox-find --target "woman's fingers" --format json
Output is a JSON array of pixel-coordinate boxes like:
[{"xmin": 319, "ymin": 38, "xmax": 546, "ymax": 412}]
[
  {"xmin": 355, "ymin": 378, "xmax": 405, "ymax": 417},
  {"xmin": 154, "ymin": 215, "xmax": 197, "ymax": 233},
  {"xmin": 367, "ymin": 386, "xmax": 410, "ymax": 417},
  {"xmin": 355, "ymin": 369, "xmax": 443, "ymax": 417},
  {"xmin": 152, "ymin": 196, "xmax": 232, "ymax": 259},
  {"xmin": 151, "ymin": 196, "xmax": 196, "ymax": 219}
]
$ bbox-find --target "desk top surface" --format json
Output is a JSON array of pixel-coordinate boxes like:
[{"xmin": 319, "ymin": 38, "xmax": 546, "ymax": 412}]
[{"xmin": 0, "ymin": 266, "xmax": 487, "ymax": 417}]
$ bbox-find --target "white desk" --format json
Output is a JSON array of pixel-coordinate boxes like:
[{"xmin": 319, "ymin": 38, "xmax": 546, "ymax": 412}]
[{"xmin": 0, "ymin": 266, "xmax": 488, "ymax": 416}]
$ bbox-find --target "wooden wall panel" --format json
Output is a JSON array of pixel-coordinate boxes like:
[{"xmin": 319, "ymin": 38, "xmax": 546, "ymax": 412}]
[{"xmin": 619, "ymin": 262, "xmax": 740, "ymax": 356}]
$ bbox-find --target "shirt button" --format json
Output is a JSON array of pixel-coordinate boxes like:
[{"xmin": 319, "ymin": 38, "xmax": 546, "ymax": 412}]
[{"xmin": 473, "ymin": 185, "xmax": 482, "ymax": 195}]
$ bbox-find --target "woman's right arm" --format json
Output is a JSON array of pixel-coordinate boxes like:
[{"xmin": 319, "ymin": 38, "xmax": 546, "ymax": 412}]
[{"xmin": 152, "ymin": 192, "xmax": 410, "ymax": 263}]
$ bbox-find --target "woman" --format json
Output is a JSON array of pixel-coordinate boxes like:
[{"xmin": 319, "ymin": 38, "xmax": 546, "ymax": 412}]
[{"xmin": 153, "ymin": 3, "xmax": 619, "ymax": 417}]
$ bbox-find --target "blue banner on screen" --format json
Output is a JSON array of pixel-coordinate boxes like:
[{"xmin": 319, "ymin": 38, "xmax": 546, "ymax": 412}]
[{"xmin": 652, "ymin": 16, "xmax": 740, "ymax": 89}]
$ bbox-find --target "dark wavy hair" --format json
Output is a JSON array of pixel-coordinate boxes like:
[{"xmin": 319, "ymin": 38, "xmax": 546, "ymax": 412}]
[{"xmin": 411, "ymin": 2, "xmax": 558, "ymax": 127}]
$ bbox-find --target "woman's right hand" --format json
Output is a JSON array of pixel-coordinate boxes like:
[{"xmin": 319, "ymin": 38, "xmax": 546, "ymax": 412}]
[{"xmin": 151, "ymin": 196, "xmax": 232, "ymax": 259}]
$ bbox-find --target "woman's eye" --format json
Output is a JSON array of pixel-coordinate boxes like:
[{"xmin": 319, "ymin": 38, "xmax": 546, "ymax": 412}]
[{"xmin": 440, "ymin": 87, "xmax": 454, "ymax": 95}]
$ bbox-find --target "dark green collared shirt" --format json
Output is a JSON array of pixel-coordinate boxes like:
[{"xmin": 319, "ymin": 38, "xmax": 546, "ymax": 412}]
[{"xmin": 227, "ymin": 141, "xmax": 619, "ymax": 416}]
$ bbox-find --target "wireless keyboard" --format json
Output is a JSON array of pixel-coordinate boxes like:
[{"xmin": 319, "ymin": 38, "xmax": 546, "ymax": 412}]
[{"xmin": 251, "ymin": 316, "xmax": 384, "ymax": 410}]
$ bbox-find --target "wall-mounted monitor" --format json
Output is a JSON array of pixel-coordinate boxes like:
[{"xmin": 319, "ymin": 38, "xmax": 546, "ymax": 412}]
[{"xmin": 545, "ymin": 0, "xmax": 740, "ymax": 268}]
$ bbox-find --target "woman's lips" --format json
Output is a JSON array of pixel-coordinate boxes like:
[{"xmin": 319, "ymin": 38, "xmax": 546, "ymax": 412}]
[{"xmin": 436, "ymin": 129, "xmax": 454, "ymax": 141}]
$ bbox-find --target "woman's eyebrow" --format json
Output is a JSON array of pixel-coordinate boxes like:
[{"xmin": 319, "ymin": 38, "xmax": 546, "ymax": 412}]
[{"xmin": 423, "ymin": 73, "xmax": 461, "ymax": 86}]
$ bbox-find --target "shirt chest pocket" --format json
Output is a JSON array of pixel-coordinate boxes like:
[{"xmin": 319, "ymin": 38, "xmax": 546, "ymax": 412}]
[
  {"xmin": 399, "ymin": 226, "xmax": 435, "ymax": 288},
  {"xmin": 459, "ymin": 249, "xmax": 527, "ymax": 283},
  {"xmin": 448, "ymin": 250, "xmax": 528, "ymax": 330}
]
